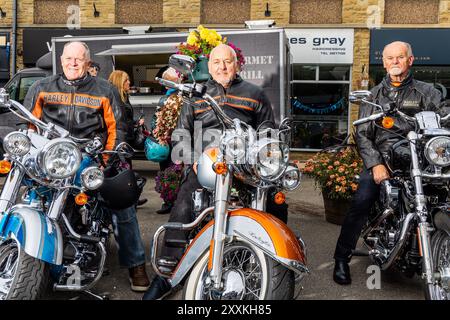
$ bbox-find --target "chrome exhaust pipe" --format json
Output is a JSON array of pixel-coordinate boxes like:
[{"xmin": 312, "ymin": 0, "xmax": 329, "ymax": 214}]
[
  {"xmin": 381, "ymin": 212, "xmax": 416, "ymax": 270},
  {"xmin": 362, "ymin": 208, "xmax": 394, "ymax": 238}
]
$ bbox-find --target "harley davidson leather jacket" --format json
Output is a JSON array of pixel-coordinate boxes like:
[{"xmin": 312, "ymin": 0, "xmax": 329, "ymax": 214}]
[
  {"xmin": 173, "ymin": 75, "xmax": 275, "ymax": 156},
  {"xmin": 24, "ymin": 73, "xmax": 125, "ymax": 153},
  {"xmin": 356, "ymin": 73, "xmax": 449, "ymax": 170}
]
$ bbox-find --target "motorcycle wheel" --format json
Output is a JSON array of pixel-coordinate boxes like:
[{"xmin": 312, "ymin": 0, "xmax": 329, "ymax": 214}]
[
  {"xmin": 183, "ymin": 241, "xmax": 294, "ymax": 300},
  {"xmin": 424, "ymin": 229, "xmax": 450, "ymax": 300},
  {"xmin": 0, "ymin": 240, "xmax": 48, "ymax": 300}
]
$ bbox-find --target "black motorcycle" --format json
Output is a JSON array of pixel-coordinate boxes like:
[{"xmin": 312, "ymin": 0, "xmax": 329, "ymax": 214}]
[{"xmin": 351, "ymin": 90, "xmax": 450, "ymax": 300}]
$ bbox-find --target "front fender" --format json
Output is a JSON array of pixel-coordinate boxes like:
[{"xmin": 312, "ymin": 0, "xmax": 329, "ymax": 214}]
[
  {"xmin": 170, "ymin": 208, "xmax": 307, "ymax": 287},
  {"xmin": 0, "ymin": 205, "xmax": 63, "ymax": 265}
]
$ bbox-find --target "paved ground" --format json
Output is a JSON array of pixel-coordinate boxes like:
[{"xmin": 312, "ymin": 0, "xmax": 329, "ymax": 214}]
[{"xmin": 2, "ymin": 161, "xmax": 424, "ymax": 300}]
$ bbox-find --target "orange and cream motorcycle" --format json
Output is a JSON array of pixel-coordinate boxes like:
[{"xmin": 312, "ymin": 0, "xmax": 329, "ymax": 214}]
[{"xmin": 150, "ymin": 55, "xmax": 308, "ymax": 300}]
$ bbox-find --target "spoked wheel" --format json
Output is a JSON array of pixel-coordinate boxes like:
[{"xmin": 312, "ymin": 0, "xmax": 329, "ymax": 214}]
[
  {"xmin": 183, "ymin": 241, "xmax": 294, "ymax": 300},
  {"xmin": 425, "ymin": 230, "xmax": 450, "ymax": 300},
  {"xmin": 0, "ymin": 241, "xmax": 19, "ymax": 299},
  {"xmin": 0, "ymin": 240, "xmax": 48, "ymax": 300}
]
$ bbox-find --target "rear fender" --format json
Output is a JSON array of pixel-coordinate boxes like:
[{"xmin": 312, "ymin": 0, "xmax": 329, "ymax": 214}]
[
  {"xmin": 170, "ymin": 208, "xmax": 307, "ymax": 287},
  {"xmin": 0, "ymin": 205, "xmax": 63, "ymax": 265}
]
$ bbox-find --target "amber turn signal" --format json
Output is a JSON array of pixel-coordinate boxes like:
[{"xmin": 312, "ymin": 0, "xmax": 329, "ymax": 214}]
[
  {"xmin": 0, "ymin": 160, "xmax": 12, "ymax": 174},
  {"xmin": 213, "ymin": 162, "xmax": 228, "ymax": 175},
  {"xmin": 274, "ymin": 192, "xmax": 286, "ymax": 205},
  {"xmin": 75, "ymin": 192, "xmax": 89, "ymax": 206},
  {"xmin": 382, "ymin": 116, "xmax": 395, "ymax": 129}
]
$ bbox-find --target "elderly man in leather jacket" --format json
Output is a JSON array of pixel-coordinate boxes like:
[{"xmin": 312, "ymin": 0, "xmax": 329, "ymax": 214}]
[
  {"xmin": 143, "ymin": 43, "xmax": 287, "ymax": 300},
  {"xmin": 333, "ymin": 41, "xmax": 448, "ymax": 285},
  {"xmin": 24, "ymin": 41, "xmax": 150, "ymax": 292}
]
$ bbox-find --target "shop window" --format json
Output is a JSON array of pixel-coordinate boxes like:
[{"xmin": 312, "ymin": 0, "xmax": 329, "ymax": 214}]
[
  {"xmin": 201, "ymin": 0, "xmax": 250, "ymax": 24},
  {"xmin": 293, "ymin": 65, "xmax": 316, "ymax": 80},
  {"xmin": 290, "ymin": 0, "xmax": 342, "ymax": 24},
  {"xmin": 384, "ymin": 0, "xmax": 439, "ymax": 24},
  {"xmin": 369, "ymin": 65, "xmax": 450, "ymax": 104},
  {"xmin": 34, "ymin": 0, "xmax": 78, "ymax": 24},
  {"xmin": 291, "ymin": 65, "xmax": 350, "ymax": 150},
  {"xmin": 116, "ymin": 0, "xmax": 163, "ymax": 25}
]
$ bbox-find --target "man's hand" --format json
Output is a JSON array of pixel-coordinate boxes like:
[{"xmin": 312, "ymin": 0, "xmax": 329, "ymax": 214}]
[
  {"xmin": 193, "ymin": 161, "xmax": 198, "ymax": 175},
  {"xmin": 372, "ymin": 164, "xmax": 390, "ymax": 184}
]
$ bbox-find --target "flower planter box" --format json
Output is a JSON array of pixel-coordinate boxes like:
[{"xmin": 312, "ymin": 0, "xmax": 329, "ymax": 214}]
[{"xmin": 322, "ymin": 193, "xmax": 351, "ymax": 225}]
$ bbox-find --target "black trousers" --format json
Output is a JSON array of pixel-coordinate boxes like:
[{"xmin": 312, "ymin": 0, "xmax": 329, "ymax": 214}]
[
  {"xmin": 333, "ymin": 169, "xmax": 380, "ymax": 262},
  {"xmin": 161, "ymin": 168, "xmax": 289, "ymax": 260}
]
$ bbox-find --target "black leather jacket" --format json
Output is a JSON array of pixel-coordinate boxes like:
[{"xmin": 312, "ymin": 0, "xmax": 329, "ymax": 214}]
[
  {"xmin": 173, "ymin": 76, "xmax": 275, "ymax": 155},
  {"xmin": 24, "ymin": 73, "xmax": 125, "ymax": 152},
  {"xmin": 356, "ymin": 73, "xmax": 449, "ymax": 169}
]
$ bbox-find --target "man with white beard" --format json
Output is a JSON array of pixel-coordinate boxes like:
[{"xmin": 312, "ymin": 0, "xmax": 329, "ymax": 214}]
[{"xmin": 332, "ymin": 41, "xmax": 449, "ymax": 285}]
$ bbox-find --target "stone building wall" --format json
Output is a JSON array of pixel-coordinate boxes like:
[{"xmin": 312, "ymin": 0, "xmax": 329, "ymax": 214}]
[{"xmin": 3, "ymin": 0, "xmax": 450, "ymax": 157}]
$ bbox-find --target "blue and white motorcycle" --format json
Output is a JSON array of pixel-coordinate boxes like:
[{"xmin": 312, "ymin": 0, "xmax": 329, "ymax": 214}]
[{"xmin": 0, "ymin": 88, "xmax": 121, "ymax": 299}]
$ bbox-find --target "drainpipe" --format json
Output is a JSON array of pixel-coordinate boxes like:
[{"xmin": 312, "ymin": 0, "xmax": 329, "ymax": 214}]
[{"xmin": 11, "ymin": 0, "xmax": 17, "ymax": 75}]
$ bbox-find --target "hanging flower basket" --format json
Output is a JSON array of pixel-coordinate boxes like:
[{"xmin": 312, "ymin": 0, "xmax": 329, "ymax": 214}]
[
  {"xmin": 188, "ymin": 56, "xmax": 210, "ymax": 82},
  {"xmin": 176, "ymin": 25, "xmax": 246, "ymax": 82}
]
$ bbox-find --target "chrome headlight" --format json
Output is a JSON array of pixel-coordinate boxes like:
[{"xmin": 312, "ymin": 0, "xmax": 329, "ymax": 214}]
[
  {"xmin": 255, "ymin": 141, "xmax": 289, "ymax": 181},
  {"xmin": 197, "ymin": 148, "xmax": 218, "ymax": 190},
  {"xmin": 282, "ymin": 165, "xmax": 302, "ymax": 191},
  {"xmin": 3, "ymin": 132, "xmax": 31, "ymax": 156},
  {"xmin": 424, "ymin": 137, "xmax": 450, "ymax": 167},
  {"xmin": 38, "ymin": 138, "xmax": 82, "ymax": 179},
  {"xmin": 222, "ymin": 135, "xmax": 246, "ymax": 164},
  {"xmin": 81, "ymin": 166, "xmax": 104, "ymax": 190}
]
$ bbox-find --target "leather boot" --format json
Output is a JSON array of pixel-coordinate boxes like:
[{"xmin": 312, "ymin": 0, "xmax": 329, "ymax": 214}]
[
  {"xmin": 333, "ymin": 259, "xmax": 351, "ymax": 285},
  {"xmin": 129, "ymin": 264, "xmax": 150, "ymax": 292},
  {"xmin": 142, "ymin": 276, "xmax": 172, "ymax": 300},
  {"xmin": 156, "ymin": 203, "xmax": 172, "ymax": 214}
]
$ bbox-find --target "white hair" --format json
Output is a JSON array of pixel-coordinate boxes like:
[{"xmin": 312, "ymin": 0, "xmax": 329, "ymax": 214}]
[
  {"xmin": 382, "ymin": 41, "xmax": 413, "ymax": 58},
  {"xmin": 209, "ymin": 44, "xmax": 238, "ymax": 63},
  {"xmin": 62, "ymin": 41, "xmax": 91, "ymax": 61}
]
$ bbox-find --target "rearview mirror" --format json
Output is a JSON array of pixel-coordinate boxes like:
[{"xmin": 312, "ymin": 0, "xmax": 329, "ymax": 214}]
[
  {"xmin": 115, "ymin": 142, "xmax": 134, "ymax": 158},
  {"xmin": 169, "ymin": 54, "xmax": 196, "ymax": 77},
  {"xmin": 349, "ymin": 90, "xmax": 373, "ymax": 104},
  {"xmin": 0, "ymin": 88, "xmax": 10, "ymax": 106}
]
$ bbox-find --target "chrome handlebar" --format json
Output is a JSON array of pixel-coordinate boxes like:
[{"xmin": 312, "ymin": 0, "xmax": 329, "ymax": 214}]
[{"xmin": 156, "ymin": 77, "xmax": 235, "ymax": 129}]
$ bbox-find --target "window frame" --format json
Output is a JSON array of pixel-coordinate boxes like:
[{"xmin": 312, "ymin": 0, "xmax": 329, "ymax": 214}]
[{"xmin": 290, "ymin": 64, "xmax": 352, "ymax": 151}]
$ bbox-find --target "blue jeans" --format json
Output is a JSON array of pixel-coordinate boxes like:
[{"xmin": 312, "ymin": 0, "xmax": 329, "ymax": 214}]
[{"xmin": 104, "ymin": 205, "xmax": 146, "ymax": 269}]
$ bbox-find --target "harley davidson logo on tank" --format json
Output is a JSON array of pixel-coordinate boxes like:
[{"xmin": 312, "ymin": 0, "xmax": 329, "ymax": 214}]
[{"xmin": 285, "ymin": 29, "xmax": 354, "ymax": 64}]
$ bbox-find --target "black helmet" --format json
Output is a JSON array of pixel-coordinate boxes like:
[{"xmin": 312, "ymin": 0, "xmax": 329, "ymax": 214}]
[{"xmin": 98, "ymin": 166, "xmax": 140, "ymax": 210}]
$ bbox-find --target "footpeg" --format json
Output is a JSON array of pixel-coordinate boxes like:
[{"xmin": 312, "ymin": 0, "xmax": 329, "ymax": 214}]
[
  {"xmin": 157, "ymin": 256, "xmax": 178, "ymax": 273},
  {"xmin": 352, "ymin": 248, "xmax": 369, "ymax": 256}
]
